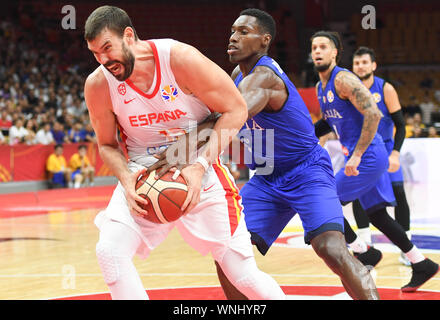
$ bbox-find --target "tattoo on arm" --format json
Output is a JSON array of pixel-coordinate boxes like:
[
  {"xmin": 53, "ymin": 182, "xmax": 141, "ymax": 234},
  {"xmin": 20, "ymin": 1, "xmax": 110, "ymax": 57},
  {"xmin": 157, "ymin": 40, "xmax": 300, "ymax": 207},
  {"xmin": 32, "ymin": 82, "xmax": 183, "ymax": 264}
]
[{"xmin": 334, "ymin": 71, "xmax": 382, "ymax": 156}]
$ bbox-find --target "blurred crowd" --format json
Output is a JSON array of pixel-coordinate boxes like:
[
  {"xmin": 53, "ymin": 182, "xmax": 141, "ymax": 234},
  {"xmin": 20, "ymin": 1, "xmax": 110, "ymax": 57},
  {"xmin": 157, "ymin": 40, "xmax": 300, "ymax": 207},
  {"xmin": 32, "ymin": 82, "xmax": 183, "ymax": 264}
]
[
  {"xmin": 0, "ymin": 3, "xmax": 439, "ymax": 150},
  {"xmin": 0, "ymin": 5, "xmax": 95, "ymax": 146}
]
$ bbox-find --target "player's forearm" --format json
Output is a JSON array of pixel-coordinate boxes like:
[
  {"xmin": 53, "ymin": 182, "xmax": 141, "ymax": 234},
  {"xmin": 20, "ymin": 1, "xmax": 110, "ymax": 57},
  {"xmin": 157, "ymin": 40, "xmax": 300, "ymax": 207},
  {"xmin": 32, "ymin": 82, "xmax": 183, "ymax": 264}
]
[
  {"xmin": 98, "ymin": 144, "xmax": 131, "ymax": 186},
  {"xmin": 198, "ymin": 109, "xmax": 247, "ymax": 165},
  {"xmin": 353, "ymin": 109, "xmax": 381, "ymax": 157}
]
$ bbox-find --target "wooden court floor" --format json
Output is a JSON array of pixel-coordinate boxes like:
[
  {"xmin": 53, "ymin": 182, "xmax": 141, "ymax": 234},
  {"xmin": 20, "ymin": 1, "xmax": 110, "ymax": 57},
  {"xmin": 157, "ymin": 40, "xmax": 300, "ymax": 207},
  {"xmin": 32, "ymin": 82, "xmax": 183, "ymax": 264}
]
[{"xmin": 0, "ymin": 183, "xmax": 439, "ymax": 300}]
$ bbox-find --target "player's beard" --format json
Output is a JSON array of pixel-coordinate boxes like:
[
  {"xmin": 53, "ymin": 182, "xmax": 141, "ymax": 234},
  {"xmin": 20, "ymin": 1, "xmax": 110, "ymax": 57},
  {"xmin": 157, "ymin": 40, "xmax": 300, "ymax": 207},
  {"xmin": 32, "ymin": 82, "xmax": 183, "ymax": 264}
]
[
  {"xmin": 105, "ymin": 43, "xmax": 135, "ymax": 81},
  {"xmin": 357, "ymin": 72, "xmax": 373, "ymax": 81},
  {"xmin": 314, "ymin": 61, "xmax": 331, "ymax": 73}
]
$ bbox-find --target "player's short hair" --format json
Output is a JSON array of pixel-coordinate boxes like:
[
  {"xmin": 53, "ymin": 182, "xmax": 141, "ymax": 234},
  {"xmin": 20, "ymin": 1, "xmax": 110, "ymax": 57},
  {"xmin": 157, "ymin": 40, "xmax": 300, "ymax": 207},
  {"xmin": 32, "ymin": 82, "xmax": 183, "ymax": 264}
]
[
  {"xmin": 353, "ymin": 46, "xmax": 376, "ymax": 62},
  {"xmin": 240, "ymin": 8, "xmax": 276, "ymax": 44},
  {"xmin": 78, "ymin": 145, "xmax": 87, "ymax": 151},
  {"xmin": 310, "ymin": 30, "xmax": 343, "ymax": 63},
  {"xmin": 84, "ymin": 5, "xmax": 138, "ymax": 41}
]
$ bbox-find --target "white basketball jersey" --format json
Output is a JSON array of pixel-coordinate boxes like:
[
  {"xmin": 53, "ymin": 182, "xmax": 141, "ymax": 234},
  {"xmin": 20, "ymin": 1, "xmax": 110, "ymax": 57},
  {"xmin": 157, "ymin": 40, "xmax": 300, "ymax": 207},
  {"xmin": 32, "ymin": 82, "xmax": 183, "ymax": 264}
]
[{"xmin": 100, "ymin": 39, "xmax": 211, "ymax": 166}]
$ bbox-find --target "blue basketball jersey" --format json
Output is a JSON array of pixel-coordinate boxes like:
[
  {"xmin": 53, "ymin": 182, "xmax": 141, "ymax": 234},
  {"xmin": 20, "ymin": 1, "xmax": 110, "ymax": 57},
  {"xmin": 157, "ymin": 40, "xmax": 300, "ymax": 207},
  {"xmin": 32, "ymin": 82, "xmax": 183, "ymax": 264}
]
[
  {"xmin": 317, "ymin": 66, "xmax": 383, "ymax": 154},
  {"xmin": 370, "ymin": 76, "xmax": 394, "ymax": 141},
  {"xmin": 234, "ymin": 56, "xmax": 319, "ymax": 172}
]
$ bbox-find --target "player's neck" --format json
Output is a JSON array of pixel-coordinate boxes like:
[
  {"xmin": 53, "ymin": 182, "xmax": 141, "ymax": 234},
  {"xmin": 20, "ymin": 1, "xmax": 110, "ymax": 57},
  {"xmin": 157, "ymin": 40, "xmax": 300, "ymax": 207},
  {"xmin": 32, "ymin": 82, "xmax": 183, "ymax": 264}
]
[
  {"xmin": 362, "ymin": 75, "xmax": 374, "ymax": 89},
  {"xmin": 126, "ymin": 40, "xmax": 156, "ymax": 91},
  {"xmin": 239, "ymin": 53, "xmax": 266, "ymax": 77},
  {"xmin": 318, "ymin": 62, "xmax": 336, "ymax": 87}
]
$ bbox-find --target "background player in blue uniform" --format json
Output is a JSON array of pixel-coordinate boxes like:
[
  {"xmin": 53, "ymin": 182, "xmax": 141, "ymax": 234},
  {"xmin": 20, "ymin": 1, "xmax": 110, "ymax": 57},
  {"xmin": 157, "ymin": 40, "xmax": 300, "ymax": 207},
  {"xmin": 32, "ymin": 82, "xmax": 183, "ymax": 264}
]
[
  {"xmin": 352, "ymin": 46, "xmax": 412, "ymax": 266},
  {"xmin": 311, "ymin": 31, "xmax": 438, "ymax": 292},
  {"xmin": 150, "ymin": 8, "xmax": 379, "ymax": 300}
]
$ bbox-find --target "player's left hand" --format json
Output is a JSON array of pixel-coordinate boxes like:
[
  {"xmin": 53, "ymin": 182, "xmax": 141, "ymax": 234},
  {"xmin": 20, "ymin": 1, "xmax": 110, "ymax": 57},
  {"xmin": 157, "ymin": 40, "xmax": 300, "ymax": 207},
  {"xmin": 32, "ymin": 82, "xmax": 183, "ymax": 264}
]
[
  {"xmin": 388, "ymin": 150, "xmax": 400, "ymax": 173},
  {"xmin": 344, "ymin": 155, "xmax": 361, "ymax": 176}
]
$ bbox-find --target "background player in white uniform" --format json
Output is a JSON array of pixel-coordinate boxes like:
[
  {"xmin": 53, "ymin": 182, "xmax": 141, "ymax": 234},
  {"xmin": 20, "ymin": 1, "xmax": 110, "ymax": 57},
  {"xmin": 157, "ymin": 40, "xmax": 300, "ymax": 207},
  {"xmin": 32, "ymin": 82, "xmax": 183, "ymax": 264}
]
[{"xmin": 83, "ymin": 5, "xmax": 285, "ymax": 300}]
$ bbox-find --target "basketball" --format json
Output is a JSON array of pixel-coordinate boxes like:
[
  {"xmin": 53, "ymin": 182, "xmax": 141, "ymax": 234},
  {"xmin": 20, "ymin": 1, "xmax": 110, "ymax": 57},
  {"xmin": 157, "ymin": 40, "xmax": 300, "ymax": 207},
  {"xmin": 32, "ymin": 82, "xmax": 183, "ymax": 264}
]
[{"xmin": 135, "ymin": 170, "xmax": 188, "ymax": 224}]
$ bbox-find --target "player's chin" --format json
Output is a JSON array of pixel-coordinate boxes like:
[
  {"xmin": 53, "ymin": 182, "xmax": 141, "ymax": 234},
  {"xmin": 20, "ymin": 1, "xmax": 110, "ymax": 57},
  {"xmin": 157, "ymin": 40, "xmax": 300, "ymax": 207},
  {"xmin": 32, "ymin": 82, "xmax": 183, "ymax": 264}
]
[{"xmin": 228, "ymin": 53, "xmax": 241, "ymax": 64}]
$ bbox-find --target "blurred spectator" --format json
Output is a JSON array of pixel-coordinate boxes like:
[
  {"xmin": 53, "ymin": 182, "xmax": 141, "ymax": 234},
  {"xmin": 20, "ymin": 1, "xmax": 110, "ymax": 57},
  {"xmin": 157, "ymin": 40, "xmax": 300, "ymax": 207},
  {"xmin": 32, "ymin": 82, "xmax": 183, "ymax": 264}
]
[
  {"xmin": 80, "ymin": 123, "xmax": 96, "ymax": 143},
  {"xmin": 68, "ymin": 121, "xmax": 83, "ymax": 143},
  {"xmin": 405, "ymin": 116, "xmax": 414, "ymax": 138},
  {"xmin": 413, "ymin": 113, "xmax": 426, "ymax": 129},
  {"xmin": 51, "ymin": 121, "xmax": 69, "ymax": 144},
  {"xmin": 8, "ymin": 117, "xmax": 28, "ymax": 145},
  {"xmin": 413, "ymin": 126, "xmax": 424, "ymax": 138},
  {"xmin": 0, "ymin": 109, "xmax": 12, "ymax": 136},
  {"xmin": 68, "ymin": 144, "xmax": 95, "ymax": 188},
  {"xmin": 428, "ymin": 126, "xmax": 439, "ymax": 138},
  {"xmin": 35, "ymin": 122, "xmax": 54, "ymax": 145},
  {"xmin": 24, "ymin": 118, "xmax": 36, "ymax": 145},
  {"xmin": 46, "ymin": 144, "xmax": 72, "ymax": 189},
  {"xmin": 419, "ymin": 91, "xmax": 436, "ymax": 125}
]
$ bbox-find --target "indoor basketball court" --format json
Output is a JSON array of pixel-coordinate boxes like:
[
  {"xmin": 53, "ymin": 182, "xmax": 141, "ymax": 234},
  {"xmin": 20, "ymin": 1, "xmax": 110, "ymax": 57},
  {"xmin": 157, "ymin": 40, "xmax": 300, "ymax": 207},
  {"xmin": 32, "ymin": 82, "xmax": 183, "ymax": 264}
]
[
  {"xmin": 0, "ymin": 181, "xmax": 439, "ymax": 300},
  {"xmin": 1, "ymin": 0, "xmax": 440, "ymax": 302}
]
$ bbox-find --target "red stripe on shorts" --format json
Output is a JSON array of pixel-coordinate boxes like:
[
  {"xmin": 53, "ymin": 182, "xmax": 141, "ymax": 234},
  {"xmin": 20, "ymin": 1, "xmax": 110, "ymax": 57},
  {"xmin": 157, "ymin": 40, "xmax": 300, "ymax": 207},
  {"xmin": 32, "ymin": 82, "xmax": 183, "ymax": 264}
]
[{"xmin": 212, "ymin": 158, "xmax": 242, "ymax": 235}]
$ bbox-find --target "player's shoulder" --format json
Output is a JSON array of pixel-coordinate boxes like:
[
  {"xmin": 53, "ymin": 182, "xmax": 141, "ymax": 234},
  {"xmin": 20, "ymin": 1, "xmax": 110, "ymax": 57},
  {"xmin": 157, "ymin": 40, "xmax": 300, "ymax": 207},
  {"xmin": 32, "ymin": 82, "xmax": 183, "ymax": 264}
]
[
  {"xmin": 383, "ymin": 80, "xmax": 396, "ymax": 93},
  {"xmin": 85, "ymin": 66, "xmax": 105, "ymax": 89},
  {"xmin": 84, "ymin": 67, "xmax": 111, "ymax": 103},
  {"xmin": 334, "ymin": 69, "xmax": 361, "ymax": 87}
]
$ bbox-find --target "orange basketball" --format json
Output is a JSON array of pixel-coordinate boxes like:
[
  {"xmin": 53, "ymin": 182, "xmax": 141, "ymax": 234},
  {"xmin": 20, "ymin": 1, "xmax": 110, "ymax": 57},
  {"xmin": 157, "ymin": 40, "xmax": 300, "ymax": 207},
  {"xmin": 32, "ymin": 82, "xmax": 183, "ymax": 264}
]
[{"xmin": 135, "ymin": 170, "xmax": 188, "ymax": 224}]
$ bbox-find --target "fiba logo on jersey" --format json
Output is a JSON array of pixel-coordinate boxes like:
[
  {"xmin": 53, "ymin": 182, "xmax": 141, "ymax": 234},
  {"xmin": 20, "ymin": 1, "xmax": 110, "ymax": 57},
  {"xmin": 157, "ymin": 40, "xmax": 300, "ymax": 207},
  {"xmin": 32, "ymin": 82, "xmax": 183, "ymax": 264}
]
[
  {"xmin": 373, "ymin": 92, "xmax": 381, "ymax": 103},
  {"xmin": 327, "ymin": 90, "xmax": 335, "ymax": 103},
  {"xmin": 161, "ymin": 85, "xmax": 179, "ymax": 102},
  {"xmin": 118, "ymin": 83, "xmax": 126, "ymax": 95}
]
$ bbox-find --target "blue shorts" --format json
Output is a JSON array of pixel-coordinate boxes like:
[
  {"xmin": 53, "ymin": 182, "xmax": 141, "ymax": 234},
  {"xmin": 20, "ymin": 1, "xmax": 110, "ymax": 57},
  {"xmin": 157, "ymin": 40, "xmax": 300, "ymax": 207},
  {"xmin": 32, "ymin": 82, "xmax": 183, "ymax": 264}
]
[
  {"xmin": 384, "ymin": 139, "xmax": 404, "ymax": 185},
  {"xmin": 240, "ymin": 147, "xmax": 344, "ymax": 255},
  {"xmin": 71, "ymin": 169, "xmax": 81, "ymax": 180},
  {"xmin": 335, "ymin": 143, "xmax": 396, "ymax": 214},
  {"xmin": 52, "ymin": 171, "xmax": 66, "ymax": 186}
]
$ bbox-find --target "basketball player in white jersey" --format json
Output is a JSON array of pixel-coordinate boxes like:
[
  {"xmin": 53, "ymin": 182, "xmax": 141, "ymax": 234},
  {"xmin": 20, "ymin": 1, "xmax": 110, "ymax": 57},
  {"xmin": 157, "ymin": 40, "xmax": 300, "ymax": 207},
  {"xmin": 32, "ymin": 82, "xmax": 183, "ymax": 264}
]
[{"xmin": 83, "ymin": 6, "xmax": 285, "ymax": 300}]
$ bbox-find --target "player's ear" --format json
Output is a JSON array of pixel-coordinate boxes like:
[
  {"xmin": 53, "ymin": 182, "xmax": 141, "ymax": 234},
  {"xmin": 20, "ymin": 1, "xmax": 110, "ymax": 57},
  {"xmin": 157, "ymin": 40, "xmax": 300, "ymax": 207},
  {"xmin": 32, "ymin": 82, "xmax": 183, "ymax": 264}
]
[
  {"xmin": 123, "ymin": 27, "xmax": 135, "ymax": 44},
  {"xmin": 372, "ymin": 61, "xmax": 377, "ymax": 72},
  {"xmin": 262, "ymin": 33, "xmax": 271, "ymax": 49},
  {"xmin": 332, "ymin": 47, "xmax": 338, "ymax": 62}
]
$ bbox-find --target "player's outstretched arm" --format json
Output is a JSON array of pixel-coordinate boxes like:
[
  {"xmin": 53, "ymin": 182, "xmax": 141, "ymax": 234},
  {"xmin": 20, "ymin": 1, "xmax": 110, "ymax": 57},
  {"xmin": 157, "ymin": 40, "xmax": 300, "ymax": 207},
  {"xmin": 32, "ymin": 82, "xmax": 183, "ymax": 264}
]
[
  {"xmin": 334, "ymin": 70, "xmax": 382, "ymax": 176},
  {"xmin": 235, "ymin": 66, "xmax": 281, "ymax": 119},
  {"xmin": 170, "ymin": 42, "xmax": 248, "ymax": 213},
  {"xmin": 84, "ymin": 69, "xmax": 148, "ymax": 215}
]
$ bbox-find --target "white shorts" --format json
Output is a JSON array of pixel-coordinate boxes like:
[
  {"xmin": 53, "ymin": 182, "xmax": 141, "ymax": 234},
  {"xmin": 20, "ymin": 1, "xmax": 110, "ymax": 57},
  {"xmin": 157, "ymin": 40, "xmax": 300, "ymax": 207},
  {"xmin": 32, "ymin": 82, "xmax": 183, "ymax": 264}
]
[{"xmin": 94, "ymin": 159, "xmax": 254, "ymax": 262}]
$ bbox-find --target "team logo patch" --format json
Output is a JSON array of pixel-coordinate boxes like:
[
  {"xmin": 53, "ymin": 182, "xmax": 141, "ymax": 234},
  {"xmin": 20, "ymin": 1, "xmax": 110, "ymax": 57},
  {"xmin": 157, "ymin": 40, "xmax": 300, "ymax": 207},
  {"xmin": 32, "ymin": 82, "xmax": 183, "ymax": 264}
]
[
  {"xmin": 327, "ymin": 90, "xmax": 334, "ymax": 103},
  {"xmin": 161, "ymin": 85, "xmax": 178, "ymax": 102},
  {"xmin": 373, "ymin": 92, "xmax": 382, "ymax": 103},
  {"xmin": 118, "ymin": 83, "xmax": 126, "ymax": 96}
]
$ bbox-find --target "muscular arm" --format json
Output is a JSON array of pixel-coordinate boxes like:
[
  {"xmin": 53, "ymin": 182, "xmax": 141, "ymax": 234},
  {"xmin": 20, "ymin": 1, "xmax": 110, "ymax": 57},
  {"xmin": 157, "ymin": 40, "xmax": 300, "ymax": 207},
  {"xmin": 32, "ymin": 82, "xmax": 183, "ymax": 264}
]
[
  {"xmin": 236, "ymin": 66, "xmax": 285, "ymax": 119},
  {"xmin": 172, "ymin": 42, "xmax": 248, "ymax": 165},
  {"xmin": 334, "ymin": 71, "xmax": 382, "ymax": 157},
  {"xmin": 84, "ymin": 69, "xmax": 148, "ymax": 214}
]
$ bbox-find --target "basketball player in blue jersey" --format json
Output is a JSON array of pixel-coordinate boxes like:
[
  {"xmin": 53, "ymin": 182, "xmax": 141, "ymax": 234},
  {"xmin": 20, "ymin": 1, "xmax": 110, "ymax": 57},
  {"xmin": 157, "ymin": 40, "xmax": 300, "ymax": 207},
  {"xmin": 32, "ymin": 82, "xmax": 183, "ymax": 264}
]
[
  {"xmin": 311, "ymin": 31, "xmax": 439, "ymax": 292},
  {"xmin": 351, "ymin": 46, "xmax": 412, "ymax": 266}
]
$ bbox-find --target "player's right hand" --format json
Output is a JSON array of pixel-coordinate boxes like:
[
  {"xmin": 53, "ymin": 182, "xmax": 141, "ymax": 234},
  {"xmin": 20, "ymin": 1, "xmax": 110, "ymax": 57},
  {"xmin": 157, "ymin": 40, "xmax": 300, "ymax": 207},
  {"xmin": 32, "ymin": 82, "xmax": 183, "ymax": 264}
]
[
  {"xmin": 344, "ymin": 155, "xmax": 361, "ymax": 176},
  {"xmin": 388, "ymin": 150, "xmax": 400, "ymax": 173},
  {"xmin": 123, "ymin": 168, "xmax": 149, "ymax": 217}
]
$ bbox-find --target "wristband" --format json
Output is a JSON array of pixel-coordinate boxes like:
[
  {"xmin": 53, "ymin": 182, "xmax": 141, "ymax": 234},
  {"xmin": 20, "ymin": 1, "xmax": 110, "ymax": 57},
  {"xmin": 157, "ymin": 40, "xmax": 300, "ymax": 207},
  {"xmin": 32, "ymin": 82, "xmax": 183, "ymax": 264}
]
[{"xmin": 195, "ymin": 156, "xmax": 210, "ymax": 171}]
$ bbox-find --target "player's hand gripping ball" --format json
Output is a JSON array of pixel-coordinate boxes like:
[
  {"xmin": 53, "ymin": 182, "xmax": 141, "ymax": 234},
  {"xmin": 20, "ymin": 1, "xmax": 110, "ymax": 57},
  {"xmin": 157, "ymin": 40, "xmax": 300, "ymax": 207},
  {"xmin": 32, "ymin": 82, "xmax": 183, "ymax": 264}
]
[{"xmin": 135, "ymin": 170, "xmax": 188, "ymax": 223}]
